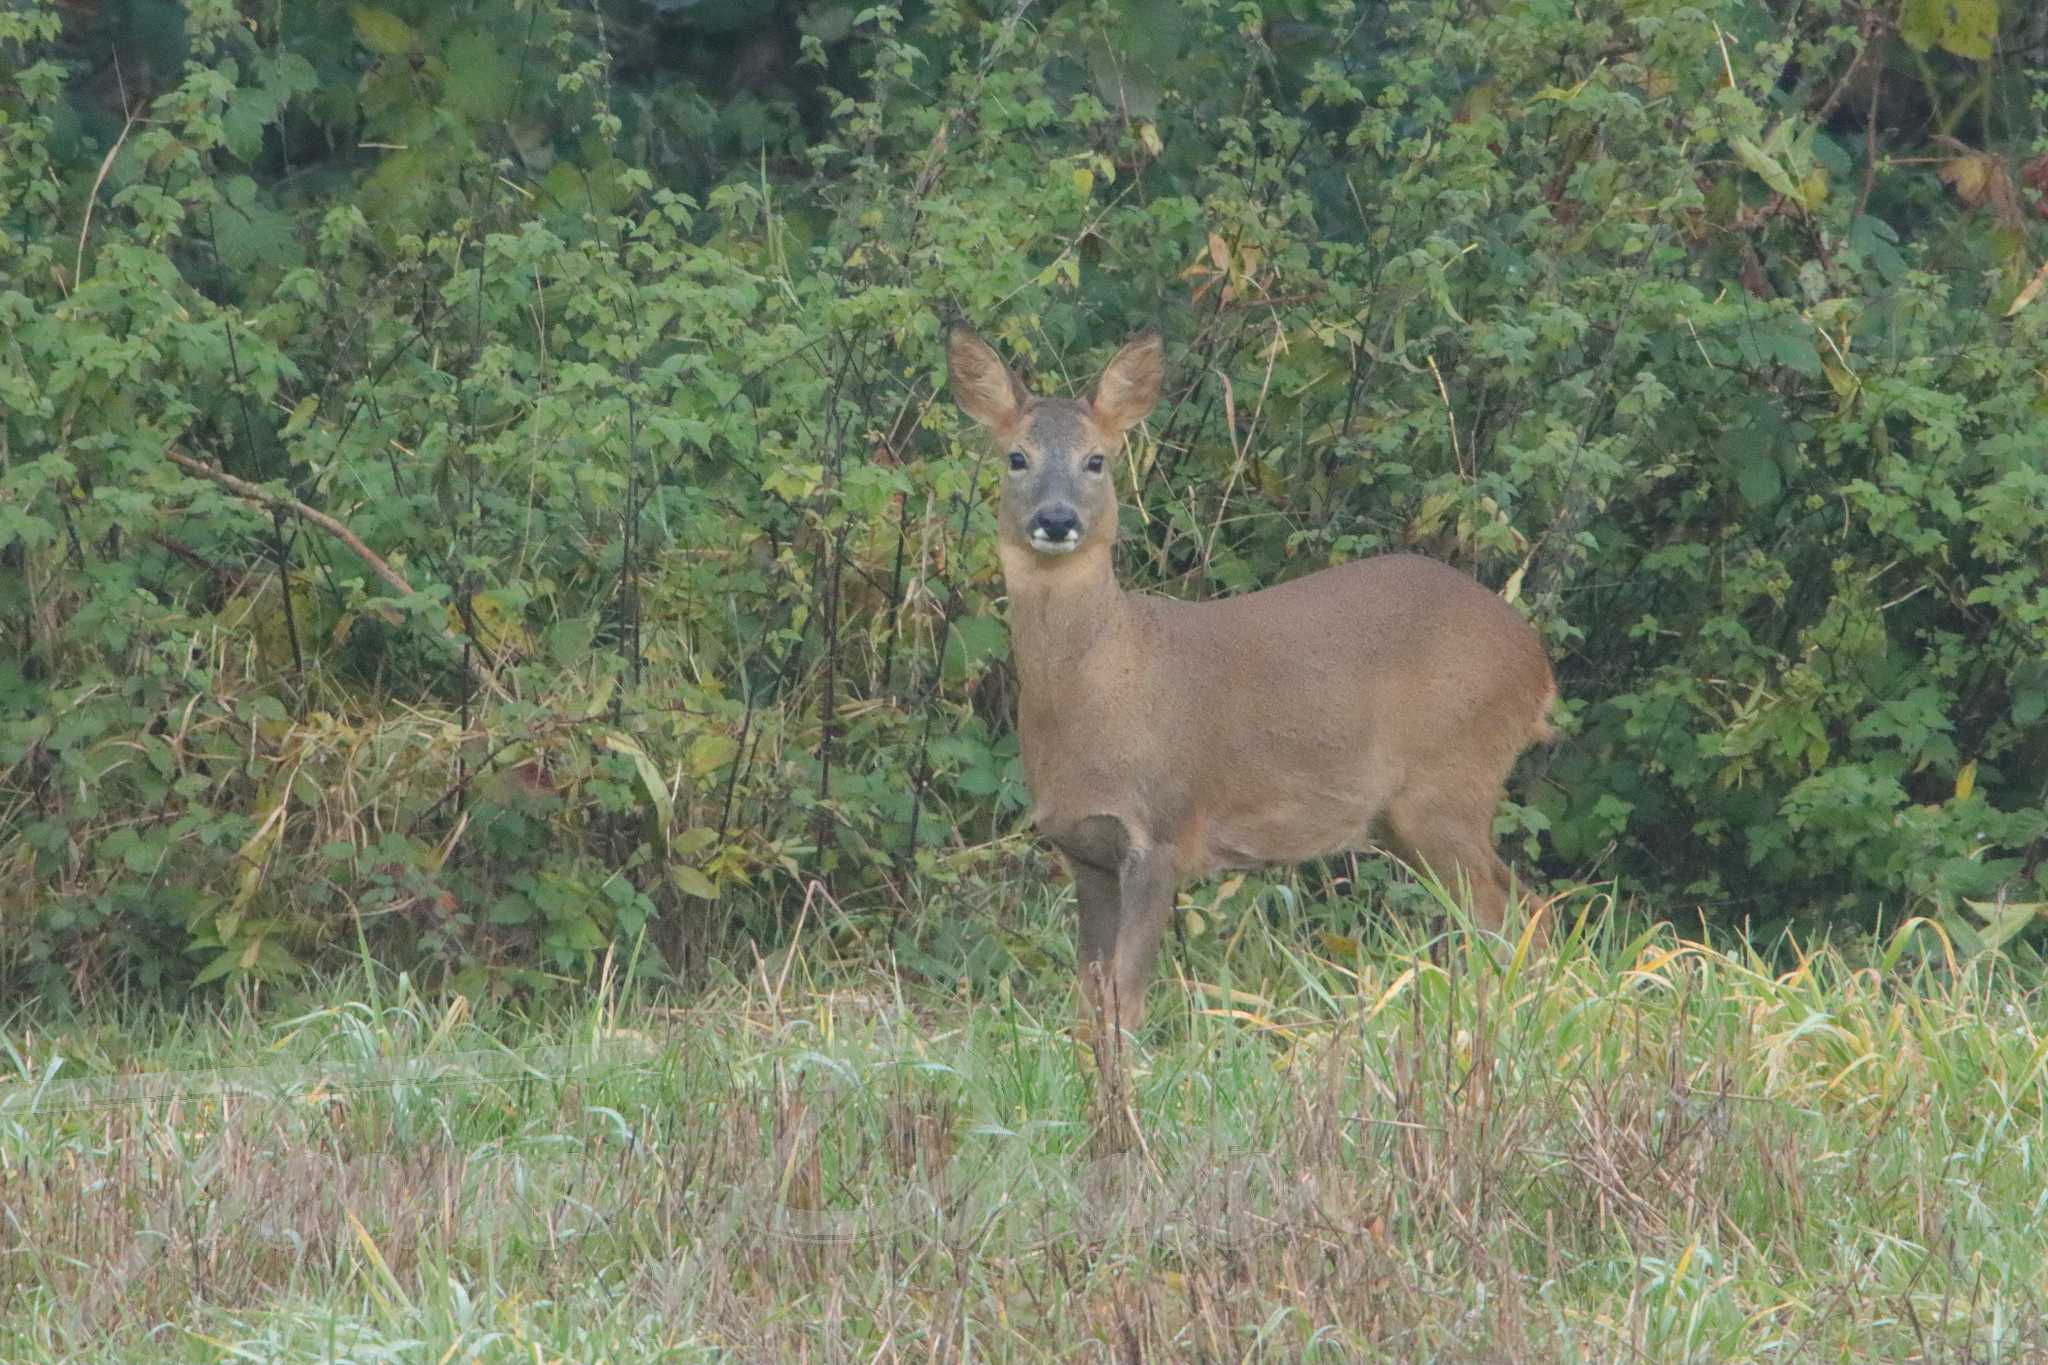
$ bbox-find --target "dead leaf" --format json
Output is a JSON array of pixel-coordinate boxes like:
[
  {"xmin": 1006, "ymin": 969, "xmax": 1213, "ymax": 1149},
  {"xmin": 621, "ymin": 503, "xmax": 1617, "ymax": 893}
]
[
  {"xmin": 1939, "ymin": 152, "xmax": 1998, "ymax": 208},
  {"xmin": 2007, "ymin": 258, "xmax": 2048, "ymax": 317},
  {"xmin": 1935, "ymin": 138, "xmax": 2026, "ymax": 228}
]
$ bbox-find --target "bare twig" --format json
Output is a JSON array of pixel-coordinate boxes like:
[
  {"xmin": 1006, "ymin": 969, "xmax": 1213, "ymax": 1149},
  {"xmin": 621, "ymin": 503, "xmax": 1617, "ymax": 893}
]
[
  {"xmin": 75, "ymin": 110, "xmax": 139, "ymax": 293},
  {"xmin": 1856, "ymin": 50, "xmax": 1883, "ymax": 223},
  {"xmin": 1426, "ymin": 352, "xmax": 1465, "ymax": 479},
  {"xmin": 1199, "ymin": 324, "xmax": 1280, "ymax": 578}
]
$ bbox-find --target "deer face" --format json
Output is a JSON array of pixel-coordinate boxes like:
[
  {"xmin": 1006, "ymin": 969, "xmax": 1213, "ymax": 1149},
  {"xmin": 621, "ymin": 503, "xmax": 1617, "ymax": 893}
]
[
  {"xmin": 946, "ymin": 325, "xmax": 1163, "ymax": 563},
  {"xmin": 997, "ymin": 399, "xmax": 1118, "ymax": 558}
]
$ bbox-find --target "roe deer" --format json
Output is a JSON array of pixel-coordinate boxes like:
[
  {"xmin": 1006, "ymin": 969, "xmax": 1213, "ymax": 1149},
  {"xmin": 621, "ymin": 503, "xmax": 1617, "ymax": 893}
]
[{"xmin": 946, "ymin": 324, "xmax": 1558, "ymax": 1037}]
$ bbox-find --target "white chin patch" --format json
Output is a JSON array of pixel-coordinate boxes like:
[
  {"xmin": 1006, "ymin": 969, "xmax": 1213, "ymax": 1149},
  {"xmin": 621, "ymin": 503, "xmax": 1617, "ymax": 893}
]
[{"xmin": 1029, "ymin": 532, "xmax": 1081, "ymax": 555}]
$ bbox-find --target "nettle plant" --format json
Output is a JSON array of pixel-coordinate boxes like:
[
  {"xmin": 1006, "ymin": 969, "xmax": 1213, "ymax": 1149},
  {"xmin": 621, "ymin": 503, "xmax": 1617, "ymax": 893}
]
[{"xmin": 2, "ymin": 0, "xmax": 2045, "ymax": 998}]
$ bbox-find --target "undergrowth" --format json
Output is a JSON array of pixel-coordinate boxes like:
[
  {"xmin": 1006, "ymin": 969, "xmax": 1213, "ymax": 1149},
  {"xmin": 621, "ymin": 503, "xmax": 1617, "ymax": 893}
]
[{"xmin": 6, "ymin": 0, "xmax": 2048, "ymax": 999}]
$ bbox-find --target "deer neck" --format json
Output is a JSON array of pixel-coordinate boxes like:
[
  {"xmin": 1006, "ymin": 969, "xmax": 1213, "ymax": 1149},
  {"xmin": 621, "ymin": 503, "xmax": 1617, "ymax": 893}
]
[{"xmin": 999, "ymin": 542, "xmax": 1129, "ymax": 699}]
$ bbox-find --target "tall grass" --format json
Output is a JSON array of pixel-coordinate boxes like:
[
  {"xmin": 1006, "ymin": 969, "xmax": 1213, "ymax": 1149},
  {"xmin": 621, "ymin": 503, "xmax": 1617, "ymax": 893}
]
[{"xmin": 3, "ymin": 893, "xmax": 2046, "ymax": 1362}]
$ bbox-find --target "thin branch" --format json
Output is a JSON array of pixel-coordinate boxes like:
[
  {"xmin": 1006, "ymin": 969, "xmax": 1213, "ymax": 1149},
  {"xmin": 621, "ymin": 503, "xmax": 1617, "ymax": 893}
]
[
  {"xmin": 164, "ymin": 447, "xmax": 417, "ymax": 600},
  {"xmin": 166, "ymin": 446, "xmax": 515, "ymax": 703},
  {"xmin": 73, "ymin": 66, "xmax": 138, "ymax": 291},
  {"xmin": 1856, "ymin": 48, "xmax": 1884, "ymax": 223}
]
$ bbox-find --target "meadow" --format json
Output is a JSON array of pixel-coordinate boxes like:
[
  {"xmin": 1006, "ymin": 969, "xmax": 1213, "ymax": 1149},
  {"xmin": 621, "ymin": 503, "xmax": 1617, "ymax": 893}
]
[{"xmin": 6, "ymin": 890, "xmax": 2046, "ymax": 1363}]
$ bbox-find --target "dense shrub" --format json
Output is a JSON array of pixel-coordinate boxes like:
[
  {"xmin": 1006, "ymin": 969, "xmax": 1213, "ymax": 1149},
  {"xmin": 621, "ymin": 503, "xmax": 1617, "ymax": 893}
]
[{"xmin": 2, "ymin": 0, "xmax": 2044, "ymax": 997}]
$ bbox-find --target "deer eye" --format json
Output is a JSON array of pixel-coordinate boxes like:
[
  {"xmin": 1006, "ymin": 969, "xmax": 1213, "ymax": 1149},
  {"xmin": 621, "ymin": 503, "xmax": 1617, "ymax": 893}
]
[
  {"xmin": 1084, "ymin": 454, "xmax": 1105, "ymax": 474},
  {"xmin": 1008, "ymin": 451, "xmax": 1027, "ymax": 471}
]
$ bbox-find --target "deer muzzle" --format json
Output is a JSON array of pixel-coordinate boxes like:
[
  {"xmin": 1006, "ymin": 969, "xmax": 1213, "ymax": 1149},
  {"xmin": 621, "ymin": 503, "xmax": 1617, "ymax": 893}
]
[{"xmin": 1027, "ymin": 505, "xmax": 1082, "ymax": 554}]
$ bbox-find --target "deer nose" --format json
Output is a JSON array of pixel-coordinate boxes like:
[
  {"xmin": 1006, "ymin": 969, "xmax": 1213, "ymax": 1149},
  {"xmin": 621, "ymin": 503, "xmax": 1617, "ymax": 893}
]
[{"xmin": 1032, "ymin": 507, "xmax": 1081, "ymax": 543}]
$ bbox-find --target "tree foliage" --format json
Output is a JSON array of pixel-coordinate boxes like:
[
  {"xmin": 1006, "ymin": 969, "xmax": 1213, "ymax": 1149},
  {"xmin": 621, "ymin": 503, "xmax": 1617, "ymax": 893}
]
[{"xmin": 2, "ymin": 0, "xmax": 2046, "ymax": 997}]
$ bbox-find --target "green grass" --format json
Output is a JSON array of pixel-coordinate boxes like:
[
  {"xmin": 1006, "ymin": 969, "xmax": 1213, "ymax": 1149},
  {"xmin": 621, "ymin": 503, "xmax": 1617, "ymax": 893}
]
[{"xmin": 5, "ymin": 888, "xmax": 2048, "ymax": 1362}]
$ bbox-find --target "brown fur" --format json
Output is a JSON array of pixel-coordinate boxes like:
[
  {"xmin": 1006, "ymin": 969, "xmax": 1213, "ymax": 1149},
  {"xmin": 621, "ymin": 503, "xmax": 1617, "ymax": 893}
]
[{"xmin": 946, "ymin": 325, "xmax": 1557, "ymax": 1038}]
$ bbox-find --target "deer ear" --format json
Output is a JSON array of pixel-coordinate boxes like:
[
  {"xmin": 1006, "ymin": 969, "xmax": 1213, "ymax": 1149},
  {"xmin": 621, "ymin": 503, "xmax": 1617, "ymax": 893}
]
[
  {"xmin": 1090, "ymin": 329, "xmax": 1165, "ymax": 435},
  {"xmin": 946, "ymin": 324, "xmax": 1029, "ymax": 430}
]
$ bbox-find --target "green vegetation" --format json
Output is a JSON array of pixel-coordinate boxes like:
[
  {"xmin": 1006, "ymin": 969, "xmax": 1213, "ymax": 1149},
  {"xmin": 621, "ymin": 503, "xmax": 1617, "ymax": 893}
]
[
  {"xmin": 7, "ymin": 912, "xmax": 2048, "ymax": 1360},
  {"xmin": 2, "ymin": 0, "xmax": 2044, "ymax": 997}
]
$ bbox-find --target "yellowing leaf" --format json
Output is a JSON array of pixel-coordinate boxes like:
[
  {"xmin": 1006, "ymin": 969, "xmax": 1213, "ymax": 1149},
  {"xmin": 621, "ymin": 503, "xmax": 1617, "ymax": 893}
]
[
  {"xmin": 1316, "ymin": 931, "xmax": 1361, "ymax": 960},
  {"xmin": 673, "ymin": 827, "xmax": 719, "ymax": 856},
  {"xmin": 1071, "ymin": 166, "xmax": 1095, "ymax": 197},
  {"xmin": 762, "ymin": 464, "xmax": 822, "ymax": 501},
  {"xmin": 2005, "ymin": 257, "xmax": 2048, "ymax": 317},
  {"xmin": 1409, "ymin": 490, "xmax": 1460, "ymax": 539},
  {"xmin": 1799, "ymin": 168, "xmax": 1828, "ymax": 210},
  {"xmin": 1823, "ymin": 360, "xmax": 1861, "ymax": 400},
  {"xmin": 1954, "ymin": 759, "xmax": 1977, "ymax": 801},
  {"xmin": 583, "ymin": 672, "xmax": 617, "ymax": 720},
  {"xmin": 1034, "ymin": 259, "xmax": 1081, "ymax": 290},
  {"xmin": 1901, "ymin": 0, "xmax": 1998, "ymax": 61},
  {"xmin": 350, "ymin": 5, "xmax": 417, "ymax": 56},
  {"xmin": 1189, "ymin": 981, "xmax": 1277, "ymax": 1009},
  {"xmin": 464, "ymin": 590, "xmax": 525, "ymax": 651},
  {"xmin": 1667, "ymin": 1240, "xmax": 1699, "ymax": 1301},
  {"xmin": 282, "ymin": 394, "xmax": 319, "ymax": 437},
  {"xmin": 1938, "ymin": 153, "xmax": 1998, "ymax": 208},
  {"xmin": 688, "ymin": 733, "xmax": 739, "ymax": 778},
  {"xmin": 1137, "ymin": 121, "xmax": 1163, "ymax": 158},
  {"xmin": 233, "ymin": 789, "xmax": 289, "ymax": 914}
]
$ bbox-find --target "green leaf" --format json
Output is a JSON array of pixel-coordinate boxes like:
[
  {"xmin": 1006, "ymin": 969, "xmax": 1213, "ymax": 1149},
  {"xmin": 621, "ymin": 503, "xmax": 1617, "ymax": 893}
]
[
  {"xmin": 1768, "ymin": 331, "xmax": 1822, "ymax": 379},
  {"xmin": 194, "ymin": 950, "xmax": 241, "ymax": 986},
  {"xmin": 213, "ymin": 178, "xmax": 303, "ymax": 274},
  {"xmin": 1849, "ymin": 215, "xmax": 1907, "ymax": 284},
  {"xmin": 943, "ymin": 615, "xmax": 1008, "ymax": 686},
  {"xmin": 490, "ymin": 895, "xmax": 535, "ymax": 926},
  {"xmin": 600, "ymin": 733, "xmax": 673, "ymax": 856},
  {"xmin": 1731, "ymin": 136, "xmax": 1799, "ymax": 201},
  {"xmin": 257, "ymin": 51, "xmax": 319, "ymax": 101},
  {"xmin": 222, "ymin": 86, "xmax": 280, "ymax": 162},
  {"xmin": 1736, "ymin": 455, "xmax": 1780, "ymax": 507},
  {"xmin": 1964, "ymin": 898, "xmax": 2047, "ymax": 953},
  {"xmin": 1720, "ymin": 417, "xmax": 1787, "ymax": 509},
  {"xmin": 443, "ymin": 29, "xmax": 518, "ymax": 121},
  {"xmin": 2015, "ymin": 684, "xmax": 2047, "ymax": 728},
  {"xmin": 673, "ymin": 865, "xmax": 719, "ymax": 899}
]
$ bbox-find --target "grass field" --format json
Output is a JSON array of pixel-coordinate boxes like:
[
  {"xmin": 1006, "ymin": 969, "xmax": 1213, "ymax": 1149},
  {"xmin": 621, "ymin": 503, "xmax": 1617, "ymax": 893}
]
[{"xmin": 5, "ymin": 888, "xmax": 2048, "ymax": 1363}]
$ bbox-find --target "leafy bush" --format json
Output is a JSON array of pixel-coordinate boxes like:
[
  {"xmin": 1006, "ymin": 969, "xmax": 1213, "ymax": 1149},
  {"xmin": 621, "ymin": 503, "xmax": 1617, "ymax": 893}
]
[{"xmin": 2, "ymin": 0, "xmax": 2045, "ymax": 998}]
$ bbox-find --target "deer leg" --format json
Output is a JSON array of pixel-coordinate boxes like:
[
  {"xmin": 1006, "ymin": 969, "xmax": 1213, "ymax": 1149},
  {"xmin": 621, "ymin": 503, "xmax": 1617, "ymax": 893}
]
[
  {"xmin": 1067, "ymin": 857, "xmax": 1123, "ymax": 1035},
  {"xmin": 1108, "ymin": 845, "xmax": 1180, "ymax": 1035},
  {"xmin": 1381, "ymin": 786, "xmax": 1516, "ymax": 935}
]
